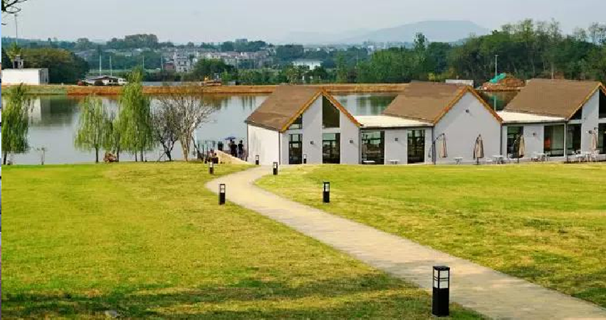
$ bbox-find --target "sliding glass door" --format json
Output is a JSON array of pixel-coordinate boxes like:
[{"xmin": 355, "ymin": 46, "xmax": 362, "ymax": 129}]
[
  {"xmin": 322, "ymin": 133, "xmax": 340, "ymax": 164},
  {"xmin": 408, "ymin": 130, "xmax": 425, "ymax": 164}
]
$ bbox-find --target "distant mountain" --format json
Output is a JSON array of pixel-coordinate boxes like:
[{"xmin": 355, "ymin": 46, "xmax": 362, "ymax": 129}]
[
  {"xmin": 275, "ymin": 29, "xmax": 371, "ymax": 45},
  {"xmin": 278, "ymin": 20, "xmax": 491, "ymax": 45},
  {"xmin": 343, "ymin": 20, "xmax": 491, "ymax": 44}
]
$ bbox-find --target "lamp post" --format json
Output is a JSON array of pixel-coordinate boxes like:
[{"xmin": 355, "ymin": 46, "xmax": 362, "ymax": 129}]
[
  {"xmin": 323, "ymin": 182, "xmax": 330, "ymax": 203},
  {"xmin": 209, "ymin": 161, "xmax": 214, "ymax": 175},
  {"xmin": 273, "ymin": 162, "xmax": 278, "ymax": 175},
  {"xmin": 255, "ymin": 155, "xmax": 259, "ymax": 166},
  {"xmin": 432, "ymin": 266, "xmax": 450, "ymax": 317},
  {"xmin": 303, "ymin": 154, "xmax": 307, "ymax": 164},
  {"xmin": 219, "ymin": 184, "xmax": 226, "ymax": 205}
]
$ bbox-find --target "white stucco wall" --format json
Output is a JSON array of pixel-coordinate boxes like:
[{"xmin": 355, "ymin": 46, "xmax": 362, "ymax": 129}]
[
  {"xmin": 433, "ymin": 93, "xmax": 501, "ymax": 164},
  {"xmin": 580, "ymin": 91, "xmax": 600, "ymax": 153},
  {"xmin": 338, "ymin": 111, "xmax": 360, "ymax": 164},
  {"xmin": 3, "ymin": 69, "xmax": 49, "ymax": 85},
  {"xmin": 501, "ymin": 124, "xmax": 544, "ymax": 160},
  {"xmin": 384, "ymin": 129, "xmax": 408, "ymax": 164},
  {"xmin": 247, "ymin": 124, "xmax": 280, "ymax": 165},
  {"xmin": 282, "ymin": 95, "xmax": 359, "ymax": 165}
]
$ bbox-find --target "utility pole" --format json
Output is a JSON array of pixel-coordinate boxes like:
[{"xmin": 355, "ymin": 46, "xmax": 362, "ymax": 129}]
[
  {"xmin": 99, "ymin": 55, "xmax": 102, "ymax": 76},
  {"xmin": 109, "ymin": 56, "xmax": 113, "ymax": 77},
  {"xmin": 494, "ymin": 54, "xmax": 498, "ymax": 78},
  {"xmin": 14, "ymin": 14, "xmax": 19, "ymax": 45}
]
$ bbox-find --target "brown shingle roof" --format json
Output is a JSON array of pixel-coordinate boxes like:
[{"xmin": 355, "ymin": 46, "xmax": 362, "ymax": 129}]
[
  {"xmin": 505, "ymin": 79, "xmax": 604, "ymax": 119},
  {"xmin": 382, "ymin": 82, "xmax": 500, "ymax": 124},
  {"xmin": 245, "ymin": 85, "xmax": 360, "ymax": 132},
  {"xmin": 245, "ymin": 85, "xmax": 322, "ymax": 131}
]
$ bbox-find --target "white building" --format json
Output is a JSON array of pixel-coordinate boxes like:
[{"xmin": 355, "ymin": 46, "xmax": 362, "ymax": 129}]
[
  {"xmin": 246, "ymin": 83, "xmax": 503, "ymax": 165},
  {"xmin": 360, "ymin": 82, "xmax": 502, "ymax": 165},
  {"xmin": 173, "ymin": 52, "xmax": 192, "ymax": 73},
  {"xmin": 246, "ymin": 86, "xmax": 361, "ymax": 165},
  {"xmin": 292, "ymin": 59, "xmax": 323, "ymax": 70},
  {"xmin": 498, "ymin": 79, "xmax": 606, "ymax": 161},
  {"xmin": 2, "ymin": 68, "xmax": 49, "ymax": 85}
]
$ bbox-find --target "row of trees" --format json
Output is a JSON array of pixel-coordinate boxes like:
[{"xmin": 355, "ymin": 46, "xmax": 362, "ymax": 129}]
[
  {"xmin": 2, "ymin": 70, "xmax": 218, "ymax": 164},
  {"xmin": 338, "ymin": 20, "xmax": 606, "ymax": 85},
  {"xmin": 74, "ymin": 71, "xmax": 217, "ymax": 163}
]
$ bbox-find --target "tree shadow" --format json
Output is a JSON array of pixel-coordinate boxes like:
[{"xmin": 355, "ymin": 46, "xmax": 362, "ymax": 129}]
[{"xmin": 1, "ymin": 274, "xmax": 459, "ymax": 319}]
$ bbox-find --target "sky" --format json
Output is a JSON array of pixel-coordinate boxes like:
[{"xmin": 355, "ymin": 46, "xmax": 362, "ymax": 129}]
[{"xmin": 2, "ymin": 0, "xmax": 606, "ymax": 43}]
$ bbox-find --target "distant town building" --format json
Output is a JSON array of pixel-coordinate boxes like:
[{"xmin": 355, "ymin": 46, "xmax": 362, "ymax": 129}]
[
  {"xmin": 173, "ymin": 52, "xmax": 192, "ymax": 73},
  {"xmin": 292, "ymin": 59, "xmax": 322, "ymax": 70},
  {"xmin": 2, "ymin": 68, "xmax": 50, "ymax": 85}
]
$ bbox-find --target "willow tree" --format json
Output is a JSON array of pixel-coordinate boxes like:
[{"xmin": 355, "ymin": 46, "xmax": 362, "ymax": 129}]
[
  {"xmin": 75, "ymin": 96, "xmax": 111, "ymax": 163},
  {"xmin": 118, "ymin": 70, "xmax": 154, "ymax": 161},
  {"xmin": 2, "ymin": 0, "xmax": 26, "ymax": 14},
  {"xmin": 2, "ymin": 84, "xmax": 30, "ymax": 165}
]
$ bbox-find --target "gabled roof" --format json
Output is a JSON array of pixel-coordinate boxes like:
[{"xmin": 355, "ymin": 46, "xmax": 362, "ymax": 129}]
[
  {"xmin": 505, "ymin": 79, "xmax": 605, "ymax": 119},
  {"xmin": 382, "ymin": 82, "xmax": 502, "ymax": 124},
  {"xmin": 245, "ymin": 85, "xmax": 360, "ymax": 132}
]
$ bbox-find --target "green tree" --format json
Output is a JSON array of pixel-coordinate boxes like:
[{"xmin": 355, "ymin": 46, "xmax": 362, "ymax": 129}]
[
  {"xmin": 75, "ymin": 96, "xmax": 112, "ymax": 163},
  {"xmin": 1, "ymin": 85, "xmax": 30, "ymax": 165},
  {"xmin": 21, "ymin": 48, "xmax": 89, "ymax": 83},
  {"xmin": 189, "ymin": 59, "xmax": 235, "ymax": 81},
  {"xmin": 118, "ymin": 69, "xmax": 154, "ymax": 161},
  {"xmin": 2, "ymin": 48, "xmax": 10, "ymax": 68}
]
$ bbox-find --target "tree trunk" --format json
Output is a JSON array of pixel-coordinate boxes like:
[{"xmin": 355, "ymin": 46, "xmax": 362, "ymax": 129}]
[
  {"xmin": 140, "ymin": 150, "xmax": 144, "ymax": 162},
  {"xmin": 3, "ymin": 151, "xmax": 7, "ymax": 165},
  {"xmin": 95, "ymin": 147, "xmax": 99, "ymax": 163},
  {"xmin": 135, "ymin": 153, "xmax": 138, "ymax": 162}
]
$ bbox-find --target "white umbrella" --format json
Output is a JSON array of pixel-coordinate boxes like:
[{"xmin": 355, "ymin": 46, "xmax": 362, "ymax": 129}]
[
  {"xmin": 440, "ymin": 136, "xmax": 448, "ymax": 159},
  {"xmin": 590, "ymin": 130, "xmax": 599, "ymax": 152},
  {"xmin": 517, "ymin": 135, "xmax": 526, "ymax": 159},
  {"xmin": 473, "ymin": 135, "xmax": 485, "ymax": 164}
]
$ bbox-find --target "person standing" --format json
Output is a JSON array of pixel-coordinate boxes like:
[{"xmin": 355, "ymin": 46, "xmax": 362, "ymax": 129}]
[
  {"xmin": 229, "ymin": 140, "xmax": 237, "ymax": 157},
  {"xmin": 238, "ymin": 140, "xmax": 244, "ymax": 159}
]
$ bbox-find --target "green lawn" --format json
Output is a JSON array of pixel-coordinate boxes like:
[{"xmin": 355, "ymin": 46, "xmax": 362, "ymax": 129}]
[
  {"xmin": 1, "ymin": 162, "xmax": 480, "ymax": 319},
  {"xmin": 257, "ymin": 163, "xmax": 606, "ymax": 308}
]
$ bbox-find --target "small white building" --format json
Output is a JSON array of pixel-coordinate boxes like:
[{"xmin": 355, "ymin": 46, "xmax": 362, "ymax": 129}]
[
  {"xmin": 246, "ymin": 85, "xmax": 361, "ymax": 165},
  {"xmin": 498, "ymin": 79, "xmax": 606, "ymax": 161},
  {"xmin": 292, "ymin": 59, "xmax": 323, "ymax": 70},
  {"xmin": 173, "ymin": 52, "xmax": 192, "ymax": 73},
  {"xmin": 2, "ymin": 68, "xmax": 49, "ymax": 85},
  {"xmin": 361, "ymin": 82, "xmax": 503, "ymax": 165}
]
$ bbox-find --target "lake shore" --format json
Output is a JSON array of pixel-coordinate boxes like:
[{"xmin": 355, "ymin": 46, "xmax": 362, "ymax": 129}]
[{"xmin": 1, "ymin": 83, "xmax": 410, "ymax": 96}]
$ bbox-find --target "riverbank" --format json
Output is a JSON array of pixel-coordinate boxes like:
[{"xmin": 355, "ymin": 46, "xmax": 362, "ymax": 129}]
[{"xmin": 1, "ymin": 83, "xmax": 410, "ymax": 96}]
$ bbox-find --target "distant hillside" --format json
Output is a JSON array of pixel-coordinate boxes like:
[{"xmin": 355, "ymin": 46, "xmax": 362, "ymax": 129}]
[
  {"xmin": 342, "ymin": 20, "xmax": 491, "ymax": 44},
  {"xmin": 278, "ymin": 20, "xmax": 490, "ymax": 45}
]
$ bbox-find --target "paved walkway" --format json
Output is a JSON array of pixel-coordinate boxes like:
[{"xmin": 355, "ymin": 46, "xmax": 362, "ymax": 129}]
[{"xmin": 206, "ymin": 166, "xmax": 606, "ymax": 320}]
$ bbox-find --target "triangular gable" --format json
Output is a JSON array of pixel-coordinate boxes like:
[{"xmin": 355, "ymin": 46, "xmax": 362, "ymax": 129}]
[
  {"xmin": 433, "ymin": 86, "xmax": 503, "ymax": 124},
  {"xmin": 565, "ymin": 83, "xmax": 606, "ymax": 120},
  {"xmin": 279, "ymin": 89, "xmax": 361, "ymax": 132}
]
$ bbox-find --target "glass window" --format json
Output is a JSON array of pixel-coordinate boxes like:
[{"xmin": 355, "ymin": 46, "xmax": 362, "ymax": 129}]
[
  {"xmin": 506, "ymin": 126, "xmax": 524, "ymax": 155},
  {"xmin": 599, "ymin": 90, "xmax": 606, "ymax": 119},
  {"xmin": 322, "ymin": 97, "xmax": 340, "ymax": 129},
  {"xmin": 567, "ymin": 124, "xmax": 582, "ymax": 155},
  {"xmin": 361, "ymin": 131, "xmax": 385, "ymax": 164},
  {"xmin": 570, "ymin": 108, "xmax": 583, "ymax": 120},
  {"xmin": 544, "ymin": 125, "xmax": 565, "ymax": 157},
  {"xmin": 289, "ymin": 134, "xmax": 303, "ymax": 164},
  {"xmin": 408, "ymin": 130, "xmax": 425, "ymax": 164},
  {"xmin": 289, "ymin": 115, "xmax": 303, "ymax": 130},
  {"xmin": 322, "ymin": 133, "xmax": 340, "ymax": 164},
  {"xmin": 599, "ymin": 124, "xmax": 605, "ymax": 154}
]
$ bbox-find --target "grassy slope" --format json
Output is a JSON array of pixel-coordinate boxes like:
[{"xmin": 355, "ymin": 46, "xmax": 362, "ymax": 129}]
[
  {"xmin": 257, "ymin": 163, "xmax": 606, "ymax": 308},
  {"xmin": 1, "ymin": 162, "xmax": 480, "ymax": 320}
]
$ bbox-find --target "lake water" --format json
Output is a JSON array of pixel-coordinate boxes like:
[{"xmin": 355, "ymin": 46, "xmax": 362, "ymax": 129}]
[{"xmin": 12, "ymin": 93, "xmax": 398, "ymax": 165}]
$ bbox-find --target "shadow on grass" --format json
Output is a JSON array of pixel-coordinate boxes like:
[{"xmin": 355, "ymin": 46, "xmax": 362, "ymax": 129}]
[{"xmin": 2, "ymin": 274, "xmax": 462, "ymax": 319}]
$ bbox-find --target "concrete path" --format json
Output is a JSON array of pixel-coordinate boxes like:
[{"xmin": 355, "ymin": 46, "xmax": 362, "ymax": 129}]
[{"xmin": 206, "ymin": 166, "xmax": 606, "ymax": 320}]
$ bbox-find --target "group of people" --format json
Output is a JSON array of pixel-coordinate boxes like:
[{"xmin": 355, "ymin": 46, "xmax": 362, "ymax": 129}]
[{"xmin": 217, "ymin": 139, "xmax": 247, "ymax": 160}]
